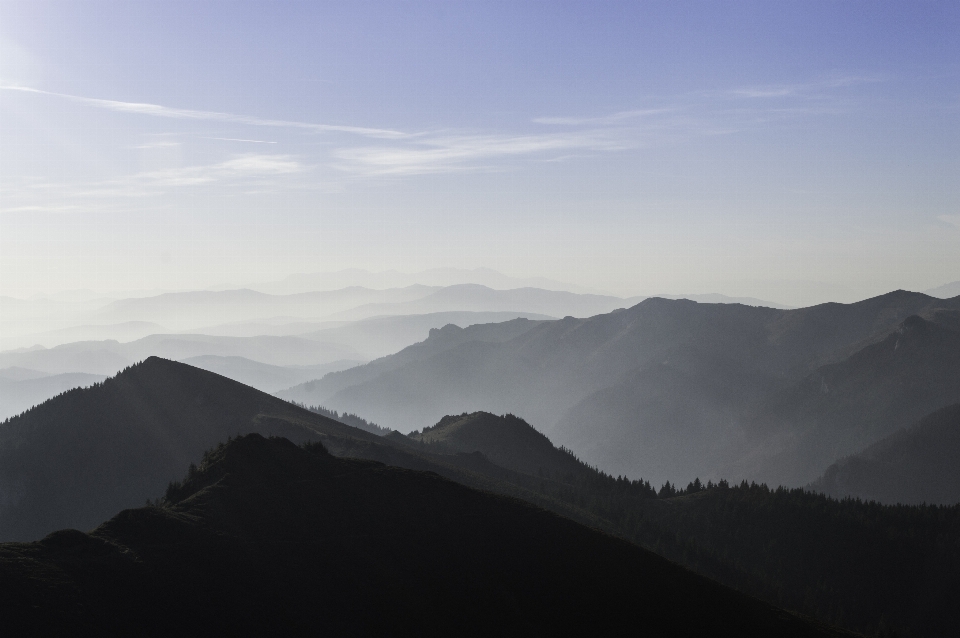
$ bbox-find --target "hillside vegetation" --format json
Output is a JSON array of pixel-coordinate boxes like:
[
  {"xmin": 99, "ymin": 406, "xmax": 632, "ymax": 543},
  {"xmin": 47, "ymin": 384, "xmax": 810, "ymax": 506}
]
[{"xmin": 0, "ymin": 434, "xmax": 847, "ymax": 637}]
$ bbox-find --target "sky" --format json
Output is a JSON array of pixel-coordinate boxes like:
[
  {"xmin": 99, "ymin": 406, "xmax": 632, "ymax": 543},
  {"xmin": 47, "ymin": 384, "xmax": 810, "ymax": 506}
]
[{"xmin": 0, "ymin": 0, "xmax": 958, "ymax": 306}]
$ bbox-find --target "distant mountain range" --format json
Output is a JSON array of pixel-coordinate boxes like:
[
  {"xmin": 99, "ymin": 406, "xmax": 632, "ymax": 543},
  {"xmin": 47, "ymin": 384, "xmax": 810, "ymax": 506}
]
[
  {"xmin": 249, "ymin": 266, "xmax": 612, "ymax": 296},
  {"xmin": 810, "ymin": 403, "xmax": 960, "ymax": 505},
  {"xmin": 0, "ymin": 333, "xmax": 362, "ymax": 375},
  {"xmin": 925, "ymin": 279, "xmax": 960, "ymax": 299},
  {"xmin": 1, "ymin": 361, "xmax": 957, "ymax": 636},
  {"xmin": 0, "ymin": 372, "xmax": 107, "ymax": 421},
  {"xmin": 285, "ymin": 290, "xmax": 960, "ymax": 487}
]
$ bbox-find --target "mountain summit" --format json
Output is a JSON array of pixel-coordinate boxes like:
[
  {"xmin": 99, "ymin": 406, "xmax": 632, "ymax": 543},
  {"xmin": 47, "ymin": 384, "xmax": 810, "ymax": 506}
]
[{"xmin": 0, "ymin": 357, "xmax": 372, "ymax": 541}]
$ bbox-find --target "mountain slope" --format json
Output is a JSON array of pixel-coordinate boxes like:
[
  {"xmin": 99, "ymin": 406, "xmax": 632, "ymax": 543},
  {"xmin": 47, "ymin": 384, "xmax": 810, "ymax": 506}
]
[
  {"xmin": 810, "ymin": 403, "xmax": 960, "ymax": 504},
  {"xmin": 348, "ymin": 412, "xmax": 960, "ymax": 637},
  {"xmin": 412, "ymin": 411, "xmax": 586, "ymax": 477},
  {"xmin": 0, "ymin": 433, "xmax": 850, "ymax": 637},
  {"xmin": 741, "ymin": 315, "xmax": 960, "ymax": 486},
  {"xmin": 0, "ymin": 357, "xmax": 377, "ymax": 541},
  {"xmin": 278, "ymin": 317, "xmax": 546, "ymax": 406},
  {"xmin": 300, "ymin": 291, "xmax": 960, "ymax": 484}
]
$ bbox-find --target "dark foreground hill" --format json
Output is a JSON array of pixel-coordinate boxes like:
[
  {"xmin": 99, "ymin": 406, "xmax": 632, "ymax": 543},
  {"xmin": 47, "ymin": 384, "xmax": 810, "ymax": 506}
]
[
  {"xmin": 2, "ymin": 360, "xmax": 953, "ymax": 636},
  {"xmin": 334, "ymin": 412, "xmax": 960, "ymax": 638},
  {"xmin": 810, "ymin": 403, "xmax": 960, "ymax": 505},
  {"xmin": 0, "ymin": 357, "xmax": 377, "ymax": 541},
  {"xmin": 0, "ymin": 434, "xmax": 849, "ymax": 638}
]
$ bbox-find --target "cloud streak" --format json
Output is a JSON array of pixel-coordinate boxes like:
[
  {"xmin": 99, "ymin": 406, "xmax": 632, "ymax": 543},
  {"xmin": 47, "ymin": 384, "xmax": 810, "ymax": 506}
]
[
  {"xmin": 0, "ymin": 85, "xmax": 408, "ymax": 139},
  {"xmin": 0, "ymin": 154, "xmax": 307, "ymax": 213},
  {"xmin": 334, "ymin": 130, "xmax": 631, "ymax": 176}
]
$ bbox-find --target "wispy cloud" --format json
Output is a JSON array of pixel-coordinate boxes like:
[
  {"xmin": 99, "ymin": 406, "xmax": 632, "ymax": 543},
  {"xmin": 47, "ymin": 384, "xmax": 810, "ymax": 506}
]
[
  {"xmin": 134, "ymin": 140, "xmax": 181, "ymax": 149},
  {"xmin": 333, "ymin": 131, "xmax": 630, "ymax": 176},
  {"xmin": 1, "ymin": 154, "xmax": 307, "ymax": 212},
  {"xmin": 533, "ymin": 108, "xmax": 675, "ymax": 126},
  {"xmin": 0, "ymin": 85, "xmax": 408, "ymax": 139},
  {"xmin": 76, "ymin": 154, "xmax": 304, "ymax": 197},
  {"xmin": 724, "ymin": 74, "xmax": 884, "ymax": 100},
  {"xmin": 206, "ymin": 137, "xmax": 278, "ymax": 144}
]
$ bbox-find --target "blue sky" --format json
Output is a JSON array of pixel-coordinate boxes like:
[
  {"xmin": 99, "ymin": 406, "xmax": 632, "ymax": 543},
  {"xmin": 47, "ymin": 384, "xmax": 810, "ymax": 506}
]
[{"xmin": 1, "ymin": 0, "xmax": 958, "ymax": 305}]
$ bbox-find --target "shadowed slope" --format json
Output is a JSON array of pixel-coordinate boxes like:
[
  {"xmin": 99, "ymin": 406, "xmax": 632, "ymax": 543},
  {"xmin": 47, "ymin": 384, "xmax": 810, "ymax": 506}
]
[
  {"xmin": 0, "ymin": 434, "xmax": 851, "ymax": 637},
  {"xmin": 412, "ymin": 411, "xmax": 587, "ymax": 477},
  {"xmin": 0, "ymin": 357, "xmax": 376, "ymax": 541},
  {"xmin": 810, "ymin": 403, "xmax": 960, "ymax": 504},
  {"xmin": 744, "ymin": 315, "xmax": 960, "ymax": 485}
]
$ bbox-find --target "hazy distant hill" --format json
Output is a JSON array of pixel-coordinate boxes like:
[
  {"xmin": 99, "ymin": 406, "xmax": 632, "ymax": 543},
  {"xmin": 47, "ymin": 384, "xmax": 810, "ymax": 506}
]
[
  {"xmin": 738, "ymin": 315, "xmax": 960, "ymax": 485},
  {"xmin": 0, "ymin": 333, "xmax": 362, "ymax": 376},
  {"xmin": 297, "ymin": 310, "xmax": 556, "ymax": 359},
  {"xmin": 925, "ymin": 280, "xmax": 960, "ymax": 299},
  {"xmin": 178, "ymin": 355, "xmax": 361, "ymax": 393},
  {"xmin": 295, "ymin": 291, "xmax": 960, "ymax": 485},
  {"xmin": 0, "ymin": 434, "xmax": 844, "ymax": 637},
  {"xmin": 322, "ymin": 283, "xmax": 641, "ymax": 322},
  {"xmin": 0, "ymin": 358, "xmax": 378, "ymax": 541},
  {"xmin": 0, "ymin": 372, "xmax": 107, "ymax": 421},
  {"xmin": 278, "ymin": 318, "xmax": 548, "ymax": 406},
  {"xmin": 252, "ymin": 266, "xmax": 609, "ymax": 295},
  {"xmin": 92, "ymin": 285, "xmax": 439, "ymax": 329},
  {"xmin": 14, "ymin": 321, "xmax": 171, "ymax": 349},
  {"xmin": 810, "ymin": 403, "xmax": 960, "ymax": 505}
]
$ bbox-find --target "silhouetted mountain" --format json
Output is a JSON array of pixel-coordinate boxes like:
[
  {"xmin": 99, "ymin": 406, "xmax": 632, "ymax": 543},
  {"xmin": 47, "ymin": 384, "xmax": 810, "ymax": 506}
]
[
  {"xmin": 810, "ymin": 403, "xmax": 960, "ymax": 505},
  {"xmin": 0, "ymin": 372, "xmax": 107, "ymax": 421},
  {"xmin": 0, "ymin": 356, "xmax": 949, "ymax": 636},
  {"xmin": 0, "ymin": 433, "xmax": 849, "ymax": 637},
  {"xmin": 305, "ymin": 410, "xmax": 960, "ymax": 637},
  {"xmin": 293, "ymin": 291, "xmax": 960, "ymax": 485},
  {"xmin": 656, "ymin": 293, "xmax": 792, "ymax": 308},
  {"xmin": 0, "ymin": 358, "xmax": 377, "ymax": 541},
  {"xmin": 411, "ymin": 411, "xmax": 586, "ymax": 477}
]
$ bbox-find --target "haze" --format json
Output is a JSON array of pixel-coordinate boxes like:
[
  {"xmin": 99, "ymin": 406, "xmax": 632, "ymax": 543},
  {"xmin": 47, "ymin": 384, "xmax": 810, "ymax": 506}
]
[{"xmin": 1, "ymin": 1, "xmax": 957, "ymax": 307}]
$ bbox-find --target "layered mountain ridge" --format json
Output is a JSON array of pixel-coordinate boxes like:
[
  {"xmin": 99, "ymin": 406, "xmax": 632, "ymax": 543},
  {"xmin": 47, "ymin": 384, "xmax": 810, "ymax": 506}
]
[{"xmin": 285, "ymin": 291, "xmax": 960, "ymax": 486}]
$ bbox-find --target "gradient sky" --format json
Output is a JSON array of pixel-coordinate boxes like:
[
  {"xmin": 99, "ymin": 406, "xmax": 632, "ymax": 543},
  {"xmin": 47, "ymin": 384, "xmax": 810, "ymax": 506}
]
[{"xmin": 1, "ymin": 0, "xmax": 958, "ymax": 305}]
